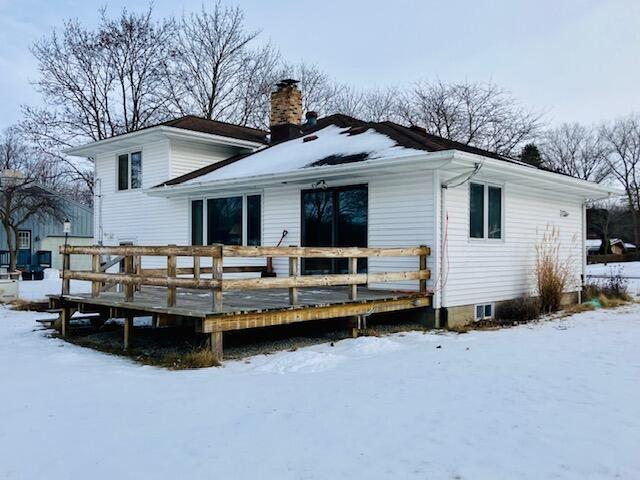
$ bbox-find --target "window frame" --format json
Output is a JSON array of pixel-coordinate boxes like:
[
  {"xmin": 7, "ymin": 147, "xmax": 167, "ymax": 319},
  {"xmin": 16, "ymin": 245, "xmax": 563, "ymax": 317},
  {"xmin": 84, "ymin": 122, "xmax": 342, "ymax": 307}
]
[
  {"xmin": 468, "ymin": 181, "xmax": 505, "ymax": 242},
  {"xmin": 189, "ymin": 193, "xmax": 262, "ymax": 246},
  {"xmin": 17, "ymin": 230, "xmax": 31, "ymax": 250},
  {"xmin": 116, "ymin": 149, "xmax": 143, "ymax": 191},
  {"xmin": 474, "ymin": 303, "xmax": 494, "ymax": 321}
]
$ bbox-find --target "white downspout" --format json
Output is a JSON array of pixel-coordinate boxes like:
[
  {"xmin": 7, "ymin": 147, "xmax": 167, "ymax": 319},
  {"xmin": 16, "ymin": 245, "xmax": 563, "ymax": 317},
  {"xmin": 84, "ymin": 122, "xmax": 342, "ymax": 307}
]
[
  {"xmin": 440, "ymin": 184, "xmax": 447, "ymax": 320},
  {"xmin": 581, "ymin": 200, "xmax": 587, "ymax": 303}
]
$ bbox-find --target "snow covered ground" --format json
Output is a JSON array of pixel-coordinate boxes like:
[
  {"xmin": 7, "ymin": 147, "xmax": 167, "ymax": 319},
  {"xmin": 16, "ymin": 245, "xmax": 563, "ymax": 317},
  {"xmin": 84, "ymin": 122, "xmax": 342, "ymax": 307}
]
[
  {"xmin": 17, "ymin": 268, "xmax": 90, "ymax": 301},
  {"xmin": 586, "ymin": 261, "xmax": 640, "ymax": 295},
  {"xmin": 0, "ymin": 304, "xmax": 639, "ymax": 479}
]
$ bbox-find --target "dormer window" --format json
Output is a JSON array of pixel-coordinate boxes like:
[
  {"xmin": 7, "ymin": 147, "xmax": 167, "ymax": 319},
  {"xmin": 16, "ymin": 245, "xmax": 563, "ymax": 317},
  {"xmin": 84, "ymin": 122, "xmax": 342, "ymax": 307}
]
[{"xmin": 118, "ymin": 151, "xmax": 142, "ymax": 190}]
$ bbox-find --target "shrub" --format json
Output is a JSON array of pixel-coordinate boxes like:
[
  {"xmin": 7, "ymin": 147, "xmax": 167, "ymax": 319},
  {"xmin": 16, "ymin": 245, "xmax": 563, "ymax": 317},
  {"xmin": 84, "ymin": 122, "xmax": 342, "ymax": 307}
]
[
  {"xmin": 583, "ymin": 269, "xmax": 631, "ymax": 303},
  {"xmin": 535, "ymin": 226, "xmax": 575, "ymax": 313},
  {"xmin": 495, "ymin": 296, "xmax": 541, "ymax": 323}
]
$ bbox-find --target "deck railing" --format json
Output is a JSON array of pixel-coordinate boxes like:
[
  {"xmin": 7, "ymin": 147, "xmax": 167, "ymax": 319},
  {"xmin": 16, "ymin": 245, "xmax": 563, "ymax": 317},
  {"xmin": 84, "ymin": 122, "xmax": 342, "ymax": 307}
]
[{"xmin": 60, "ymin": 244, "xmax": 430, "ymax": 311}]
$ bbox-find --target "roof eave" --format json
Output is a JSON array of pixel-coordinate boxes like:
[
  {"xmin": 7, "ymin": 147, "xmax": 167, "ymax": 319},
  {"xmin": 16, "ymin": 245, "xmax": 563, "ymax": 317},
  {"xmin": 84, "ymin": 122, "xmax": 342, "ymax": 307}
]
[
  {"xmin": 449, "ymin": 150, "xmax": 624, "ymax": 198},
  {"xmin": 64, "ymin": 126, "xmax": 265, "ymax": 157}
]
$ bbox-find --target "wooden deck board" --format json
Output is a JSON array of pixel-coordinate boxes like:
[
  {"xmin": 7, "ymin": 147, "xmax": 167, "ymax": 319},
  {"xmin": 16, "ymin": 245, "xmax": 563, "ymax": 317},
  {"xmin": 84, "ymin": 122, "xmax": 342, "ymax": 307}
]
[{"xmin": 58, "ymin": 286, "xmax": 411, "ymax": 313}]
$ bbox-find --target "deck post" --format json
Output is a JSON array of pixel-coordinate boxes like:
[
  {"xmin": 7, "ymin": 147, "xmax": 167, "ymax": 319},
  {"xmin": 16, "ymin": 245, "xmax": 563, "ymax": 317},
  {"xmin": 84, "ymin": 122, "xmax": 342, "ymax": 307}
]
[
  {"xmin": 91, "ymin": 254, "xmax": 101, "ymax": 297},
  {"xmin": 167, "ymin": 250, "xmax": 177, "ymax": 307},
  {"xmin": 348, "ymin": 257, "xmax": 358, "ymax": 300},
  {"xmin": 289, "ymin": 255, "xmax": 299, "ymax": 305},
  {"xmin": 209, "ymin": 331, "xmax": 223, "ymax": 363},
  {"xmin": 350, "ymin": 315, "xmax": 366, "ymax": 338},
  {"xmin": 60, "ymin": 306, "xmax": 71, "ymax": 337},
  {"xmin": 62, "ymin": 251, "xmax": 70, "ymax": 295},
  {"xmin": 419, "ymin": 245, "xmax": 428, "ymax": 294},
  {"xmin": 193, "ymin": 256, "xmax": 200, "ymax": 281},
  {"xmin": 134, "ymin": 255, "xmax": 142, "ymax": 292},
  {"xmin": 212, "ymin": 246, "xmax": 223, "ymax": 312},
  {"xmin": 124, "ymin": 255, "xmax": 134, "ymax": 302},
  {"xmin": 124, "ymin": 316, "xmax": 133, "ymax": 350}
]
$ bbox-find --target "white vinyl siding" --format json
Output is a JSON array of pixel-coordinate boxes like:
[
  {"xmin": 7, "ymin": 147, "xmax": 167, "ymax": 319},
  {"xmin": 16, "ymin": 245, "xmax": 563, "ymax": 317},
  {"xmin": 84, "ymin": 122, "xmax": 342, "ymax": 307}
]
[
  {"xmin": 169, "ymin": 140, "xmax": 241, "ymax": 179},
  {"xmin": 440, "ymin": 178, "xmax": 582, "ymax": 308},
  {"xmin": 95, "ymin": 140, "xmax": 187, "ymax": 269},
  {"xmin": 95, "ymin": 137, "xmax": 258, "ymax": 271},
  {"xmin": 262, "ymin": 171, "xmax": 436, "ymax": 291}
]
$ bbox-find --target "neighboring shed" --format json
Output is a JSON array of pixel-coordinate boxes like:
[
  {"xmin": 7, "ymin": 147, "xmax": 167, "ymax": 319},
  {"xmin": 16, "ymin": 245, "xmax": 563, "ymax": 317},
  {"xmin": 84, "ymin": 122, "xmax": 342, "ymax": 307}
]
[
  {"xmin": 585, "ymin": 238, "xmax": 636, "ymax": 256},
  {"xmin": 0, "ymin": 193, "xmax": 93, "ymax": 271}
]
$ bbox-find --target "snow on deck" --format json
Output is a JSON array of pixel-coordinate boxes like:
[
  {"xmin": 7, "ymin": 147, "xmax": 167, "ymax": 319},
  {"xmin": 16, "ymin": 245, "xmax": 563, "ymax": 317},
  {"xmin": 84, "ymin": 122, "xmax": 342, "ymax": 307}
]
[
  {"xmin": 182, "ymin": 125, "xmax": 423, "ymax": 184},
  {"xmin": 1, "ymin": 304, "xmax": 639, "ymax": 479}
]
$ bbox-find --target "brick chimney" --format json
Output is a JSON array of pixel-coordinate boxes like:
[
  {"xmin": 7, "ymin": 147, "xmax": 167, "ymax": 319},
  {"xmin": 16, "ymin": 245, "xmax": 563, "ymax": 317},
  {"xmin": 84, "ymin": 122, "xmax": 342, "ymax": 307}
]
[{"xmin": 270, "ymin": 79, "xmax": 302, "ymax": 143}]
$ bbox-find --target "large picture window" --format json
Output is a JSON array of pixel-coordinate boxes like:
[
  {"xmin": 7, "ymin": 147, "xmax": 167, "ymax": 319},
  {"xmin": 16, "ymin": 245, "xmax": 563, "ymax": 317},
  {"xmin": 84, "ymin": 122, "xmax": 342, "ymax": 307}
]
[
  {"xmin": 191, "ymin": 195, "xmax": 261, "ymax": 246},
  {"xmin": 117, "ymin": 151, "xmax": 142, "ymax": 190},
  {"xmin": 208, "ymin": 197, "xmax": 243, "ymax": 245},
  {"xmin": 469, "ymin": 182, "xmax": 503, "ymax": 240}
]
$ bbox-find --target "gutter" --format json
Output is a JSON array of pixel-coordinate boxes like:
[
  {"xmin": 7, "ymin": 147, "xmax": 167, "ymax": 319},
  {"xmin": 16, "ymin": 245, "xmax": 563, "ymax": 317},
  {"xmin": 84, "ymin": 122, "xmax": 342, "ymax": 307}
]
[{"xmin": 450, "ymin": 151, "xmax": 624, "ymax": 197}]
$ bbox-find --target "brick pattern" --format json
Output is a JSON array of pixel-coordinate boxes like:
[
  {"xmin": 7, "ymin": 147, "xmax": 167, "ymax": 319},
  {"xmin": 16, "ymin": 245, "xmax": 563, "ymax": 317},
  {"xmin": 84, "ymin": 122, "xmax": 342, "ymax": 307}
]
[{"xmin": 270, "ymin": 84, "xmax": 302, "ymax": 126}]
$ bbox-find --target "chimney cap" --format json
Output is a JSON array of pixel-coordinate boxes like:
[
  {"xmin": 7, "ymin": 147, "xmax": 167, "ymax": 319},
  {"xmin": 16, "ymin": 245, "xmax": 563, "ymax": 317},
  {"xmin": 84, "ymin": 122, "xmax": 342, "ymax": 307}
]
[
  {"xmin": 305, "ymin": 111, "xmax": 318, "ymax": 126},
  {"xmin": 277, "ymin": 79, "xmax": 300, "ymax": 88}
]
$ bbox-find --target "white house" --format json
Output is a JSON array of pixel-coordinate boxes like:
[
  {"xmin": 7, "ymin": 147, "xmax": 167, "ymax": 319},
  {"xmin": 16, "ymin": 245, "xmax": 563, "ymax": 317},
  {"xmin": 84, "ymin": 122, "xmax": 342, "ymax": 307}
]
[{"xmin": 66, "ymin": 80, "xmax": 619, "ymax": 327}]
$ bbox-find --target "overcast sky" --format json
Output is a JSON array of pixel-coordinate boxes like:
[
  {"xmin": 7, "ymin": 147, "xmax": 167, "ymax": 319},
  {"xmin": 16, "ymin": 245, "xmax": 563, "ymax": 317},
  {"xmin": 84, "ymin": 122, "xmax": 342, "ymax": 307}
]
[{"xmin": 1, "ymin": 0, "xmax": 638, "ymax": 131}]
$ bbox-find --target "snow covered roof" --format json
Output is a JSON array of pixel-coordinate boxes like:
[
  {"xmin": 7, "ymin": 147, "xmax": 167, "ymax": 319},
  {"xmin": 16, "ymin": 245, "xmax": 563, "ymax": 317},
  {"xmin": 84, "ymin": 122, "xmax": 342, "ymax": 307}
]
[
  {"xmin": 585, "ymin": 239, "xmax": 602, "ymax": 248},
  {"xmin": 157, "ymin": 114, "xmax": 515, "ymax": 187},
  {"xmin": 176, "ymin": 124, "xmax": 422, "ymax": 185}
]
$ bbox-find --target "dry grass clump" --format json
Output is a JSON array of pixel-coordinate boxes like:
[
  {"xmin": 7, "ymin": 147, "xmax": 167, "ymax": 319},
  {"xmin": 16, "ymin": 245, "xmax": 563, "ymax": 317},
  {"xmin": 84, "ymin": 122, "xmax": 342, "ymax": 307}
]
[
  {"xmin": 597, "ymin": 294, "xmax": 629, "ymax": 309},
  {"xmin": 359, "ymin": 328, "xmax": 381, "ymax": 337},
  {"xmin": 535, "ymin": 226, "xmax": 576, "ymax": 313},
  {"xmin": 9, "ymin": 299, "xmax": 41, "ymax": 311},
  {"xmin": 562, "ymin": 303, "xmax": 596, "ymax": 315},
  {"xmin": 161, "ymin": 349, "xmax": 221, "ymax": 369}
]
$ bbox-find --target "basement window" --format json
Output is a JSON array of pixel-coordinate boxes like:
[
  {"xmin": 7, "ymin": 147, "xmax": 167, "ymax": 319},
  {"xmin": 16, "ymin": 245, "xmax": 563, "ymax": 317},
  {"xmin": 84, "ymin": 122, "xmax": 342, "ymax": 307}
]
[
  {"xmin": 469, "ymin": 182, "xmax": 503, "ymax": 239},
  {"xmin": 117, "ymin": 151, "xmax": 142, "ymax": 190},
  {"xmin": 475, "ymin": 303, "xmax": 494, "ymax": 321}
]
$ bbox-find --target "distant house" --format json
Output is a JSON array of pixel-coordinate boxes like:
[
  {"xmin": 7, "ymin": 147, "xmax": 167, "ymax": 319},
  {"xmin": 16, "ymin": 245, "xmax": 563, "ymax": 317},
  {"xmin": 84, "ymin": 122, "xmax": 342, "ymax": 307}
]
[
  {"xmin": 66, "ymin": 79, "xmax": 621, "ymax": 327},
  {"xmin": 0, "ymin": 188, "xmax": 93, "ymax": 276},
  {"xmin": 585, "ymin": 238, "xmax": 636, "ymax": 256}
]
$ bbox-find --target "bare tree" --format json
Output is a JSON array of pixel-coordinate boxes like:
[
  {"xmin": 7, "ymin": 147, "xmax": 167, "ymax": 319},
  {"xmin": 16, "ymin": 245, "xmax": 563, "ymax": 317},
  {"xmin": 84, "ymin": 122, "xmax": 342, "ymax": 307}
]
[
  {"xmin": 541, "ymin": 123, "xmax": 609, "ymax": 182},
  {"xmin": 397, "ymin": 79, "xmax": 542, "ymax": 156},
  {"xmin": 168, "ymin": 2, "xmax": 274, "ymax": 122},
  {"xmin": 231, "ymin": 42, "xmax": 282, "ymax": 129},
  {"xmin": 359, "ymin": 87, "xmax": 402, "ymax": 122},
  {"xmin": 0, "ymin": 128, "xmax": 65, "ymax": 271},
  {"xmin": 600, "ymin": 114, "xmax": 640, "ymax": 253},
  {"xmin": 326, "ymin": 86, "xmax": 402, "ymax": 122},
  {"xmin": 23, "ymin": 6, "xmax": 176, "ymax": 195},
  {"xmin": 587, "ymin": 197, "xmax": 630, "ymax": 254}
]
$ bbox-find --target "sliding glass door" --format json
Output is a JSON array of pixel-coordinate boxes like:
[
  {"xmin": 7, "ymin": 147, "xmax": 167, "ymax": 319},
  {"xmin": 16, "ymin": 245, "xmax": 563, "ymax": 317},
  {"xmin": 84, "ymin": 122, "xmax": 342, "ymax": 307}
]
[{"xmin": 301, "ymin": 185, "xmax": 368, "ymax": 274}]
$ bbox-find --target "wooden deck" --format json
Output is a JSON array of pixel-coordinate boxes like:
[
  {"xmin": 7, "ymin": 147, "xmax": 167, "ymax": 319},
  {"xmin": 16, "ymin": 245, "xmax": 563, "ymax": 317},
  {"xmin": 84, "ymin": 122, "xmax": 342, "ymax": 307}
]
[
  {"xmin": 53, "ymin": 244, "xmax": 432, "ymax": 362},
  {"xmin": 54, "ymin": 286, "xmax": 430, "ymax": 331}
]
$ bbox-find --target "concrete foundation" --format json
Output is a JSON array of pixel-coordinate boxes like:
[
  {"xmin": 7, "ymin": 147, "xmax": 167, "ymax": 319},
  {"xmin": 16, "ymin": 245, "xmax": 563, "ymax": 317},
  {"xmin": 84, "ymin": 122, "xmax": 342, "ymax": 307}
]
[{"xmin": 443, "ymin": 291, "xmax": 581, "ymax": 329}]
